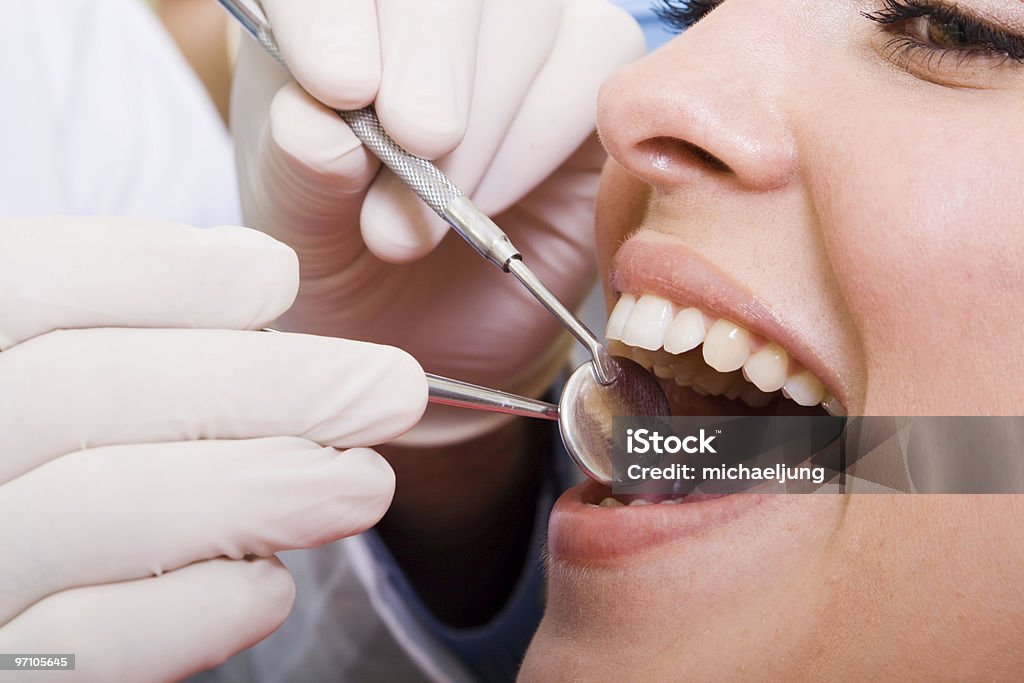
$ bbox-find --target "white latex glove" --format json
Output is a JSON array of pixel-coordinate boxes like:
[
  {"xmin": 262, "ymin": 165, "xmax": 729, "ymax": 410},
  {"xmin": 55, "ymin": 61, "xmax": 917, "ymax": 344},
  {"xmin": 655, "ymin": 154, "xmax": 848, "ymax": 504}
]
[
  {"xmin": 232, "ymin": 0, "xmax": 645, "ymax": 442},
  {"xmin": 0, "ymin": 217, "xmax": 427, "ymax": 682}
]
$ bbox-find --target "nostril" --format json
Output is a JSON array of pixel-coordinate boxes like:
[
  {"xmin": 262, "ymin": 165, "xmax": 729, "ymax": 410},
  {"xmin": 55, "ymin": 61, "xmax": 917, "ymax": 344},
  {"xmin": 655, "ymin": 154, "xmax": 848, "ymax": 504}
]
[{"xmin": 639, "ymin": 137, "xmax": 733, "ymax": 176}]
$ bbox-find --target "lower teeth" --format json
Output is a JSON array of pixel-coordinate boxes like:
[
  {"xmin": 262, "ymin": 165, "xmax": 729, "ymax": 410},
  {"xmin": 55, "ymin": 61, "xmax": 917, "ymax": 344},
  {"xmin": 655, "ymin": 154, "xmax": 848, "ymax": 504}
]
[{"xmin": 595, "ymin": 496, "xmax": 687, "ymax": 507}]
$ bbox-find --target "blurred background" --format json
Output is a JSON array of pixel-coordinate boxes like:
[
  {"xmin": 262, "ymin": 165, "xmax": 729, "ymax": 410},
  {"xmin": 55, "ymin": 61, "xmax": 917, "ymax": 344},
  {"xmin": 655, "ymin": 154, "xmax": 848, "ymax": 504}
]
[{"xmin": 147, "ymin": 0, "xmax": 233, "ymax": 122}]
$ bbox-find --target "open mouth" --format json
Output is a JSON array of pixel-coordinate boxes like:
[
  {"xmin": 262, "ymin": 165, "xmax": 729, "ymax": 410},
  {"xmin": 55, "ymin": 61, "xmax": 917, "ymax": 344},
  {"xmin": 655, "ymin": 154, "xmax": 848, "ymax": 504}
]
[
  {"xmin": 605, "ymin": 292, "xmax": 845, "ymax": 419},
  {"xmin": 568, "ymin": 232, "xmax": 849, "ymax": 511},
  {"xmin": 592, "ymin": 290, "xmax": 843, "ymax": 507},
  {"xmin": 548, "ymin": 233, "xmax": 848, "ymax": 559}
]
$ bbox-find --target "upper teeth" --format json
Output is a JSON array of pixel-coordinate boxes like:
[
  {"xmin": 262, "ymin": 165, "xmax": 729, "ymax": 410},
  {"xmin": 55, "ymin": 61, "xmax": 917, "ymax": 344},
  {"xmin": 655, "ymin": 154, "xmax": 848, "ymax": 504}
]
[{"xmin": 605, "ymin": 293, "xmax": 845, "ymax": 415}]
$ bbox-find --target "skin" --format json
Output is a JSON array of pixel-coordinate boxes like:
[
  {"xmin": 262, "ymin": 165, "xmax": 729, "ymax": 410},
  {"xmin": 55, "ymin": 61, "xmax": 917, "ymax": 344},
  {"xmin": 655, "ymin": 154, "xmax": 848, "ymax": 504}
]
[
  {"xmin": 156, "ymin": 0, "xmax": 233, "ymax": 122},
  {"xmin": 520, "ymin": 0, "xmax": 1024, "ymax": 679}
]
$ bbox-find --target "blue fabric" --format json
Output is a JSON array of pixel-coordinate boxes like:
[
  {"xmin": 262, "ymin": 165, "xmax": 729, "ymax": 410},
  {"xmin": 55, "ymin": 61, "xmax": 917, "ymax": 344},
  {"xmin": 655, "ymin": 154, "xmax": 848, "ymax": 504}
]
[
  {"xmin": 363, "ymin": 421, "xmax": 564, "ymax": 683},
  {"xmin": 616, "ymin": 0, "xmax": 677, "ymax": 51}
]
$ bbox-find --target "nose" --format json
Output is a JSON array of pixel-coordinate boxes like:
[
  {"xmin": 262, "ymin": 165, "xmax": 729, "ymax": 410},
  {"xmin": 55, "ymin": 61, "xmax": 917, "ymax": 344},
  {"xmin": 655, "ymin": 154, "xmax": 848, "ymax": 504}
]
[{"xmin": 597, "ymin": 11, "xmax": 797, "ymax": 193}]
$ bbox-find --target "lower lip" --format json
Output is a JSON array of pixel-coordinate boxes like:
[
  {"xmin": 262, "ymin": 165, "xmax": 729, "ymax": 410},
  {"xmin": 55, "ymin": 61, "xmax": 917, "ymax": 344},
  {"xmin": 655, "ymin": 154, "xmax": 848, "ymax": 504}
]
[{"xmin": 548, "ymin": 480, "xmax": 769, "ymax": 563}]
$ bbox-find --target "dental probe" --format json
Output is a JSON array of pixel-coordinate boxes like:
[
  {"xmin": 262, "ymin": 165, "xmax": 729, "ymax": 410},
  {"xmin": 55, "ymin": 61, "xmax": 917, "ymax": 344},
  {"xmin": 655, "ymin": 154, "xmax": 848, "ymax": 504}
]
[
  {"xmin": 426, "ymin": 373, "xmax": 559, "ymax": 421},
  {"xmin": 216, "ymin": 0, "xmax": 618, "ymax": 386}
]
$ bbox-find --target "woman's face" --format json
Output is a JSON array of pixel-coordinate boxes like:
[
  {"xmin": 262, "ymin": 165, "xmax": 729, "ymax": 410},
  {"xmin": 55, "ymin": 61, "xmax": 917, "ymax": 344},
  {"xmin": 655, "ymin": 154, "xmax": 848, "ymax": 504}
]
[{"xmin": 521, "ymin": 0, "xmax": 1024, "ymax": 678}]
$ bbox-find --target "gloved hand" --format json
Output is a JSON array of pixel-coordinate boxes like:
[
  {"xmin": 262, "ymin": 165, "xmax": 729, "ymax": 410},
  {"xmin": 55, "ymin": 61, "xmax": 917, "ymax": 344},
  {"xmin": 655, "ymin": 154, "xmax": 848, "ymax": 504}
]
[
  {"xmin": 232, "ymin": 0, "xmax": 645, "ymax": 442},
  {"xmin": 0, "ymin": 217, "xmax": 427, "ymax": 682}
]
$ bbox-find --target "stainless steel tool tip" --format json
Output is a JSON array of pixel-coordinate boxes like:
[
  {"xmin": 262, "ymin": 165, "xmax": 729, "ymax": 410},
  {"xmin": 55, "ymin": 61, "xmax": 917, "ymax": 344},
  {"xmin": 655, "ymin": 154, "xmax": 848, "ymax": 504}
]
[{"xmin": 559, "ymin": 356, "xmax": 671, "ymax": 485}]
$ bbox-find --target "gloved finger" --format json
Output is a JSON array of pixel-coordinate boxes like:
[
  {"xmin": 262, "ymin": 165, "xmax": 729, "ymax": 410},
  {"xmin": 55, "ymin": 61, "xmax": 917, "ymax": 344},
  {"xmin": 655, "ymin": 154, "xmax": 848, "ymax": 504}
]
[
  {"xmin": 0, "ymin": 217, "xmax": 298, "ymax": 350},
  {"xmin": 252, "ymin": 82, "xmax": 382, "ymax": 276},
  {"xmin": 491, "ymin": 135, "xmax": 608, "ymax": 271},
  {"xmin": 473, "ymin": 0, "xmax": 646, "ymax": 215},
  {"xmin": 360, "ymin": 0, "xmax": 560, "ymax": 262},
  {"xmin": 0, "ymin": 329, "xmax": 427, "ymax": 482},
  {"xmin": 0, "ymin": 557, "xmax": 295, "ymax": 683},
  {"xmin": 0, "ymin": 437, "xmax": 392, "ymax": 625},
  {"xmin": 261, "ymin": 0, "xmax": 382, "ymax": 110},
  {"xmin": 375, "ymin": 0, "xmax": 484, "ymax": 159},
  {"xmin": 268, "ymin": 83, "xmax": 380, "ymax": 194}
]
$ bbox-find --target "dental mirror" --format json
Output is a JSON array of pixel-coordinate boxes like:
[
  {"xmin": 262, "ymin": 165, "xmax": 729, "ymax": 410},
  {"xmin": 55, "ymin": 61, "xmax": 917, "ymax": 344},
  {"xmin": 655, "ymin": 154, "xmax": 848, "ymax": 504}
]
[
  {"xmin": 431, "ymin": 356, "xmax": 669, "ymax": 486},
  {"xmin": 558, "ymin": 356, "xmax": 671, "ymax": 485}
]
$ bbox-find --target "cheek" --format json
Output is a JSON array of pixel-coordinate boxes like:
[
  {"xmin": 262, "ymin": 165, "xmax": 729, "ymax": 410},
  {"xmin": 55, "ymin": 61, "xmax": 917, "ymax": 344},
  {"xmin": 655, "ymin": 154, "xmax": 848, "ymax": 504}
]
[
  {"xmin": 822, "ymin": 496, "xmax": 1024, "ymax": 676},
  {"xmin": 804, "ymin": 95, "xmax": 1024, "ymax": 414},
  {"xmin": 595, "ymin": 161, "xmax": 652, "ymax": 305}
]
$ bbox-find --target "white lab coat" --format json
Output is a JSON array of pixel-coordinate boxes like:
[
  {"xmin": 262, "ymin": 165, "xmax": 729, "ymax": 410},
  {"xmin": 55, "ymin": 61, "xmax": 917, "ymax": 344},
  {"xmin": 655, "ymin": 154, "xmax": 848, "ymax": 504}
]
[
  {"xmin": 0, "ymin": 0, "xmax": 239, "ymax": 224},
  {"xmin": 4, "ymin": 2, "xmax": 662, "ymax": 681}
]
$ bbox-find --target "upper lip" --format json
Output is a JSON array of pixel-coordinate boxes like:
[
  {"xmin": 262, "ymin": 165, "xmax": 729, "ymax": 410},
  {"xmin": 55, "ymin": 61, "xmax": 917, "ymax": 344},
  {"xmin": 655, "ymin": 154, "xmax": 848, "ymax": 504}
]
[{"xmin": 610, "ymin": 229, "xmax": 848, "ymax": 408}]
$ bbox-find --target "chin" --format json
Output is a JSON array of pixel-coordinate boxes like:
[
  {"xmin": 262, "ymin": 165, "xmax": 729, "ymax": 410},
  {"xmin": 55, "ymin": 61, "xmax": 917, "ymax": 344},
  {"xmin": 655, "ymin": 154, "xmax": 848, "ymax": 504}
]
[{"xmin": 520, "ymin": 487, "xmax": 845, "ymax": 681}]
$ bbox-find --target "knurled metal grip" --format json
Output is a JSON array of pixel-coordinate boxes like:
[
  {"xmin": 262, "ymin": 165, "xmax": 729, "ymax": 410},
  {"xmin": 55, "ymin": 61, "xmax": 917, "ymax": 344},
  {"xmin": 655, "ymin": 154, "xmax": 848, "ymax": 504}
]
[
  {"xmin": 257, "ymin": 27, "xmax": 284, "ymax": 64},
  {"xmin": 339, "ymin": 109, "xmax": 465, "ymax": 217},
  {"xmin": 342, "ymin": 112, "xmax": 520, "ymax": 270},
  {"xmin": 338, "ymin": 112, "xmax": 522, "ymax": 272}
]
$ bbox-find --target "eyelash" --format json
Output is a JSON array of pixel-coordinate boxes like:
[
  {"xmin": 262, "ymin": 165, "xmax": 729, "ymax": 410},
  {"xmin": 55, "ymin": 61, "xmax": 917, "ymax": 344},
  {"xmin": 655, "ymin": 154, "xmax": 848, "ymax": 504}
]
[
  {"xmin": 654, "ymin": 0, "xmax": 1024, "ymax": 69},
  {"xmin": 652, "ymin": 0, "xmax": 721, "ymax": 33},
  {"xmin": 863, "ymin": 0, "xmax": 1024, "ymax": 68}
]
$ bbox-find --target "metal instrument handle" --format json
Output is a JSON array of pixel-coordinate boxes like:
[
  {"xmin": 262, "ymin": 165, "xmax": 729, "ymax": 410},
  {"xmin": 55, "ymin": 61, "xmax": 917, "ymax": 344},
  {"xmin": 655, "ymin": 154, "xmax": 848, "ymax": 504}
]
[{"xmin": 427, "ymin": 374, "xmax": 559, "ymax": 421}]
